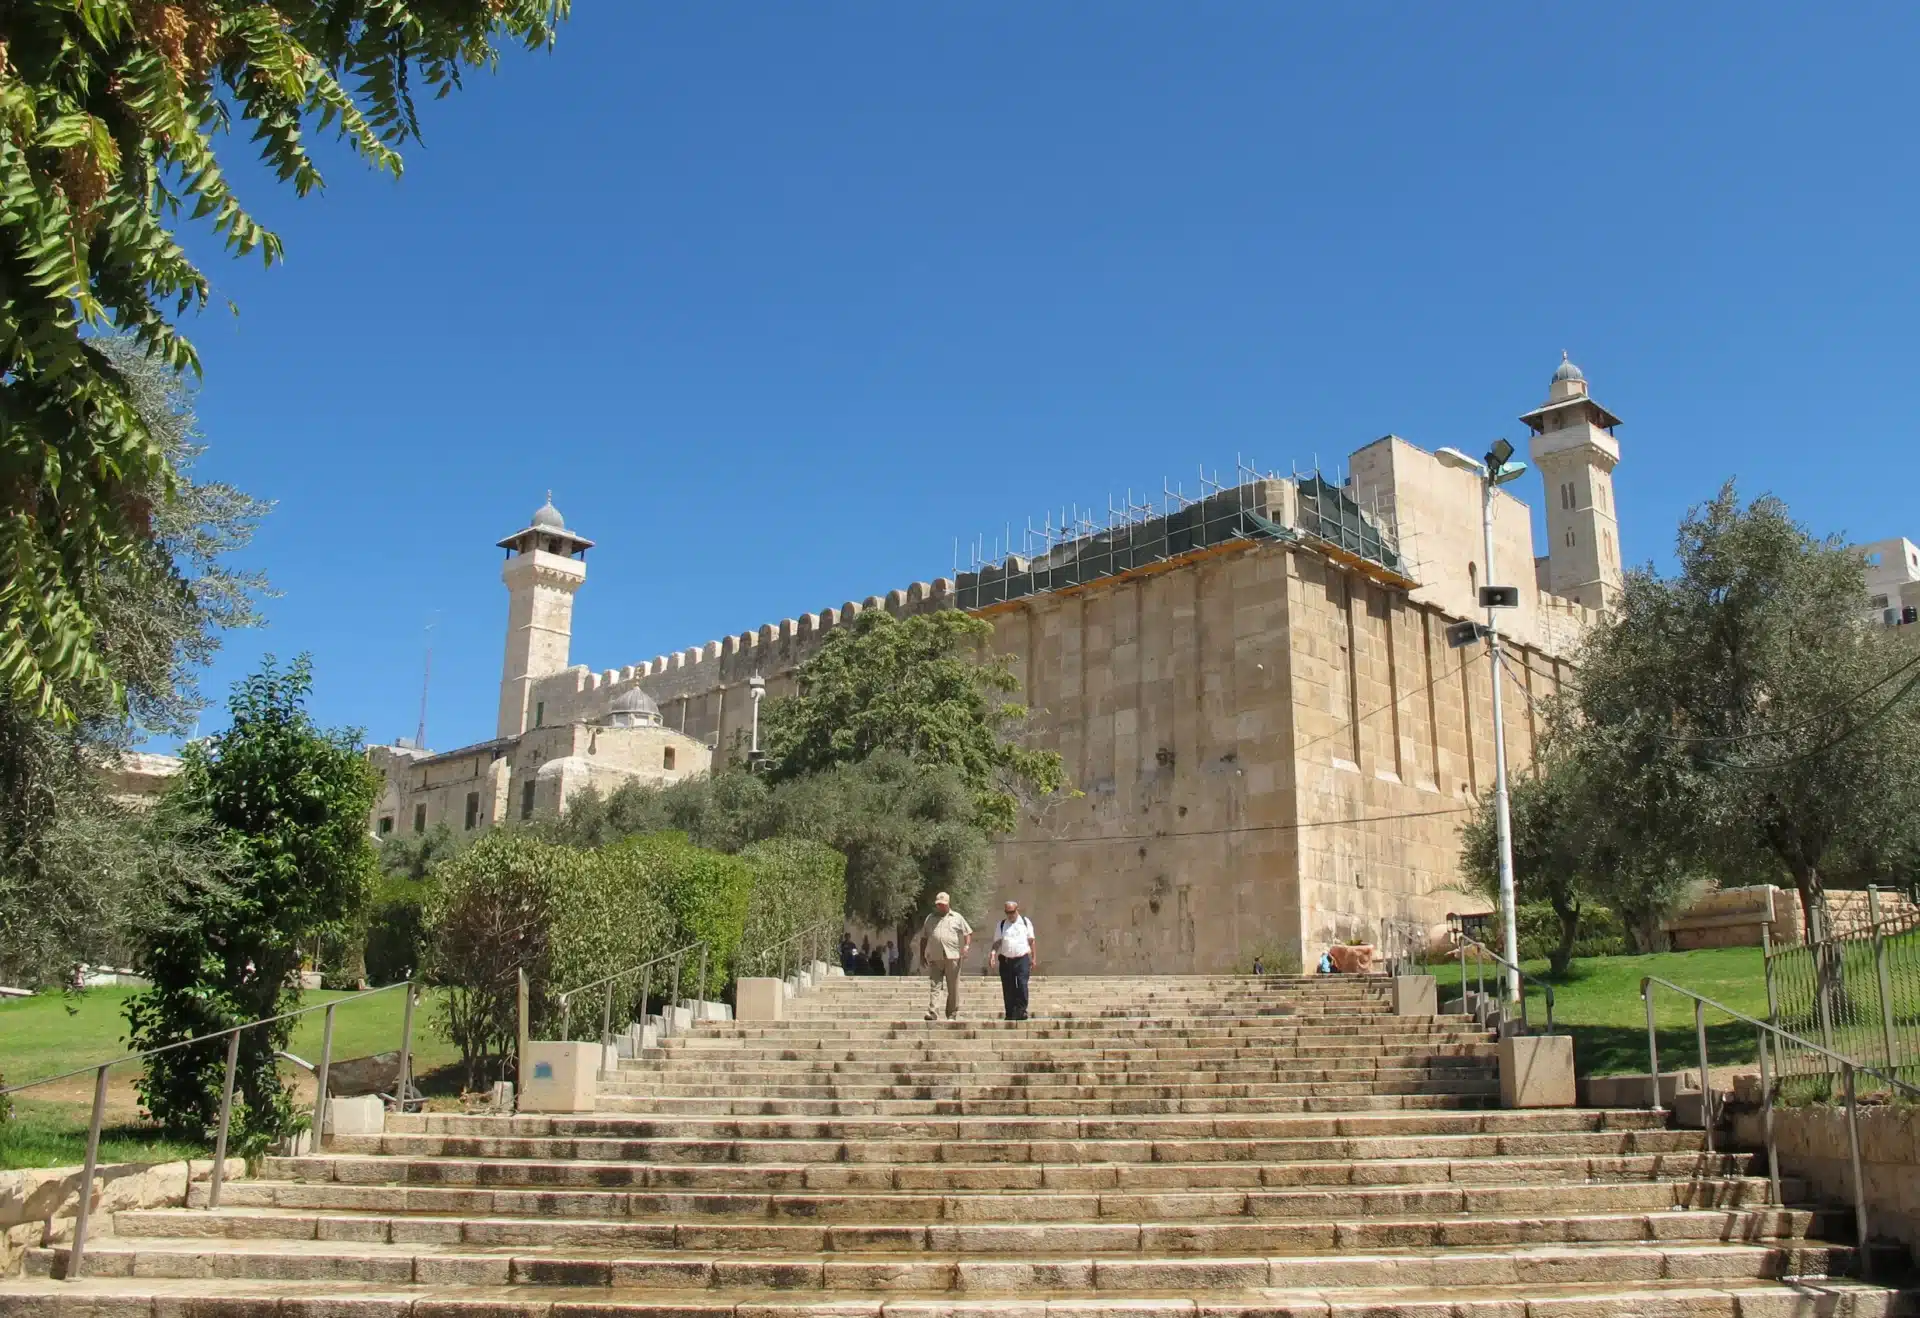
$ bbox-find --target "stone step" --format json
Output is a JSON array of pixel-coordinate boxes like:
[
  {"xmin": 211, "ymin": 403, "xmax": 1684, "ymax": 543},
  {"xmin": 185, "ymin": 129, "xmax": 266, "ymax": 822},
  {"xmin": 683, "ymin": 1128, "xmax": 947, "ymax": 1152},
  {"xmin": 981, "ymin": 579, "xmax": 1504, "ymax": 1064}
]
[
  {"xmin": 640, "ymin": 1046, "xmax": 1498, "ymax": 1065},
  {"xmin": 593, "ymin": 1096, "xmax": 1506, "ymax": 1117},
  {"xmin": 26, "ymin": 1237, "xmax": 1863, "ymax": 1292},
  {"xmin": 608, "ymin": 1062, "xmax": 1498, "ymax": 1083},
  {"xmin": 678, "ymin": 1017, "xmax": 1466, "ymax": 1035},
  {"xmin": 116, "ymin": 1203, "xmax": 1835, "ymax": 1253},
  {"xmin": 605, "ymin": 1072, "xmax": 1503, "ymax": 1092},
  {"xmin": 590, "ymin": 1096, "xmax": 1504, "ymax": 1117},
  {"xmin": 213, "ymin": 1154, "xmax": 1768, "ymax": 1207},
  {"xmin": 386, "ymin": 1109, "xmax": 1673, "ymax": 1139},
  {"xmin": 298, "ymin": 1125, "xmax": 1719, "ymax": 1171},
  {"xmin": 622, "ymin": 1060, "xmax": 1505, "ymax": 1075},
  {"xmin": 594, "ymin": 1082, "xmax": 1502, "ymax": 1102},
  {"xmin": 4, "ymin": 1275, "xmax": 1912, "ymax": 1316},
  {"xmin": 323, "ymin": 1123, "xmax": 1709, "ymax": 1166}
]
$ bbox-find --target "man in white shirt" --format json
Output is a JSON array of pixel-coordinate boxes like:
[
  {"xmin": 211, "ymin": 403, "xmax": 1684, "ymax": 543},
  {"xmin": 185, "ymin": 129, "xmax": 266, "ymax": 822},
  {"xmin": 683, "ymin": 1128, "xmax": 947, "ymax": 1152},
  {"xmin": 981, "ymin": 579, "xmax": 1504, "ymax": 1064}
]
[{"xmin": 988, "ymin": 900, "xmax": 1037, "ymax": 1021}]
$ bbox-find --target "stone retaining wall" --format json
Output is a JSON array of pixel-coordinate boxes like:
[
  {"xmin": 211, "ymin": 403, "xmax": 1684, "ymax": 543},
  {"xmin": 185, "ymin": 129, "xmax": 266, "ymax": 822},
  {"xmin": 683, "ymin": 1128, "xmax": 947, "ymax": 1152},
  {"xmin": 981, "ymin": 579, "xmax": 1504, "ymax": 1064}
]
[
  {"xmin": 1, "ymin": 1157, "xmax": 241, "ymax": 1276},
  {"xmin": 1731, "ymin": 1104, "xmax": 1920, "ymax": 1251}
]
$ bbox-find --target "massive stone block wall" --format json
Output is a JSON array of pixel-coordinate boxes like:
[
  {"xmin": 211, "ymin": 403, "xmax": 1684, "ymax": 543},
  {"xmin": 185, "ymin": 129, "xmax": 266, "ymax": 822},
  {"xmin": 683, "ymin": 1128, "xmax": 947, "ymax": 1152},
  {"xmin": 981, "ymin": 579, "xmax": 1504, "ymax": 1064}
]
[
  {"xmin": 517, "ymin": 530, "xmax": 1572, "ymax": 974},
  {"xmin": 984, "ymin": 539, "xmax": 1568, "ymax": 973}
]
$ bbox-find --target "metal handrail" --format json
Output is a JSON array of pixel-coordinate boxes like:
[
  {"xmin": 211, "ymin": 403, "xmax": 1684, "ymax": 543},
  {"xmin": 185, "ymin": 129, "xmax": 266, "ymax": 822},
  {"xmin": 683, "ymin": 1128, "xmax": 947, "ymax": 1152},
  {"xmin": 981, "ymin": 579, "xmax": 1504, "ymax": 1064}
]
[
  {"xmin": 738, "ymin": 920, "xmax": 837, "ymax": 982},
  {"xmin": 1450, "ymin": 935, "xmax": 1555, "ymax": 1035},
  {"xmin": 1639, "ymin": 975, "xmax": 1920, "ymax": 1279},
  {"xmin": 555, "ymin": 939, "xmax": 708, "ymax": 1048},
  {"xmin": 0, "ymin": 977, "xmax": 419, "ymax": 1281}
]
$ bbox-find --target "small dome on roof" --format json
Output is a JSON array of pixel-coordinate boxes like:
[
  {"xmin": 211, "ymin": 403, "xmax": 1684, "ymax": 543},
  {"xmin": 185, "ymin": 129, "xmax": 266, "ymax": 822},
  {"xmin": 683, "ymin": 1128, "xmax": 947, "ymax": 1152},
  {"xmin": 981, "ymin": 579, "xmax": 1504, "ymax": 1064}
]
[
  {"xmin": 532, "ymin": 493, "xmax": 565, "ymax": 531},
  {"xmin": 610, "ymin": 686, "xmax": 659, "ymax": 716},
  {"xmin": 605, "ymin": 685, "xmax": 663, "ymax": 727},
  {"xmin": 1552, "ymin": 352, "xmax": 1585, "ymax": 384}
]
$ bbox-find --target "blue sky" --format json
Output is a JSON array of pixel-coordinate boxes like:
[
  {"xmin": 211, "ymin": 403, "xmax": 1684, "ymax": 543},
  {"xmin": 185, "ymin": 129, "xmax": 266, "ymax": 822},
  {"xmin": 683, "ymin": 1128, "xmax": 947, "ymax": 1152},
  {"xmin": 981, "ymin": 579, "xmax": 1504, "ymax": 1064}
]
[{"xmin": 171, "ymin": 3, "xmax": 1918, "ymax": 752}]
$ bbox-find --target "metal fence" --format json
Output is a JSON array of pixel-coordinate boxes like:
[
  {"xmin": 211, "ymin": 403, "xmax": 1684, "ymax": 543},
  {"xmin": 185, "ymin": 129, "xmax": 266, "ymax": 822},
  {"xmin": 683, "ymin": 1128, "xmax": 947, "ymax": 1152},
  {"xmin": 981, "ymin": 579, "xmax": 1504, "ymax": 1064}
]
[{"xmin": 1763, "ymin": 885, "xmax": 1920, "ymax": 1095}]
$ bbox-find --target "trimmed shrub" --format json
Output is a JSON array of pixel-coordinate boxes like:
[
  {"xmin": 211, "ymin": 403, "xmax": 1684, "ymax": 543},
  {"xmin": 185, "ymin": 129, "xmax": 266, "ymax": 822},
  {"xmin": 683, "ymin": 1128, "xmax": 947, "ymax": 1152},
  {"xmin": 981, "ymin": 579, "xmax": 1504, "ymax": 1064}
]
[
  {"xmin": 738, "ymin": 838, "xmax": 848, "ymax": 977},
  {"xmin": 365, "ymin": 875, "xmax": 432, "ymax": 985},
  {"xmin": 424, "ymin": 832, "xmax": 587, "ymax": 1089}
]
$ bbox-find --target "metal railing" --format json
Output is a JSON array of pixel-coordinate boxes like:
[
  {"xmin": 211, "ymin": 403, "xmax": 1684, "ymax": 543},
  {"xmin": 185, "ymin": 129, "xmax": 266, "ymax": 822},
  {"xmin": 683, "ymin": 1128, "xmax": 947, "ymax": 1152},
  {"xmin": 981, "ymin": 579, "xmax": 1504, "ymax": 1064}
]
[
  {"xmin": 1639, "ymin": 975, "xmax": 1920, "ymax": 1278},
  {"xmin": 738, "ymin": 921, "xmax": 837, "ymax": 982},
  {"xmin": 555, "ymin": 940, "xmax": 708, "ymax": 1048},
  {"xmin": 1761, "ymin": 885, "xmax": 1920, "ymax": 1091},
  {"xmin": 1448, "ymin": 935, "xmax": 1555, "ymax": 1036},
  {"xmin": 0, "ymin": 978, "xmax": 418, "ymax": 1280},
  {"xmin": 1379, "ymin": 915, "xmax": 1429, "ymax": 979}
]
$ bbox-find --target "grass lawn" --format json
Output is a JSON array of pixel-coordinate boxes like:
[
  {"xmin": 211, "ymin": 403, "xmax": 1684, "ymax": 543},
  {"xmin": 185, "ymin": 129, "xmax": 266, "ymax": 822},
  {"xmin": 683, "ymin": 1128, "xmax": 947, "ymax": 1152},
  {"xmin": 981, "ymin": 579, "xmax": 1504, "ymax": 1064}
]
[
  {"xmin": 1433, "ymin": 945, "xmax": 1773, "ymax": 1076},
  {"xmin": 0, "ymin": 983, "xmax": 460, "ymax": 1169}
]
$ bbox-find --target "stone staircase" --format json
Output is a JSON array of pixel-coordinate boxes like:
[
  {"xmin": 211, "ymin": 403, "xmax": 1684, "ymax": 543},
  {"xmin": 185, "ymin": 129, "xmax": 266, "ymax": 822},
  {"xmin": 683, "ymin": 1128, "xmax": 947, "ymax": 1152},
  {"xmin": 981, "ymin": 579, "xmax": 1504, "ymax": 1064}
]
[{"xmin": 3, "ymin": 973, "xmax": 1911, "ymax": 1315}]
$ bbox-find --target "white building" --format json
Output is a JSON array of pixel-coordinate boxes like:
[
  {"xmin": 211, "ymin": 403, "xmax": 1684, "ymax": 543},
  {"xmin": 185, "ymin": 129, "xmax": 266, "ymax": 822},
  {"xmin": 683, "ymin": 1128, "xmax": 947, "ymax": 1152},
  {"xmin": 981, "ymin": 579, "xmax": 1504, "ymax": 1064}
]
[{"xmin": 1859, "ymin": 536, "xmax": 1920, "ymax": 627}]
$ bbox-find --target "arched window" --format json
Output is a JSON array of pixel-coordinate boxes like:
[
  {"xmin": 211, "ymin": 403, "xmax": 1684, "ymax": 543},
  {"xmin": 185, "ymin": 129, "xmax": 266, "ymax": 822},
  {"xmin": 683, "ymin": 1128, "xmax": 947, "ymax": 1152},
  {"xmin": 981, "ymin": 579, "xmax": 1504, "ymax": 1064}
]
[
  {"xmin": 1468, "ymin": 562, "xmax": 1478, "ymax": 594},
  {"xmin": 663, "ymin": 747, "xmax": 676, "ymax": 770}
]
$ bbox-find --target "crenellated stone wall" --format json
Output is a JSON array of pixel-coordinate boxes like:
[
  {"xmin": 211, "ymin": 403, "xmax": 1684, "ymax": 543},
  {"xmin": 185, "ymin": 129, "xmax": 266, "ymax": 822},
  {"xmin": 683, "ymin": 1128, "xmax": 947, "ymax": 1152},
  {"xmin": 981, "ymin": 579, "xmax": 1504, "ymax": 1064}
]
[{"xmin": 522, "ymin": 579, "xmax": 957, "ymax": 753}]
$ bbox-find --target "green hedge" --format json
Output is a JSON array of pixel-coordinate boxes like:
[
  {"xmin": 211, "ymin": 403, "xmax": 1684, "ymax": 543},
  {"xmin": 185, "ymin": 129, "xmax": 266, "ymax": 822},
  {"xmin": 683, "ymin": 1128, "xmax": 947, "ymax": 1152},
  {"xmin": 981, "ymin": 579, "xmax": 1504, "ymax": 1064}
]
[
  {"xmin": 738, "ymin": 838, "xmax": 848, "ymax": 977},
  {"xmin": 571, "ymin": 833, "xmax": 750, "ymax": 1005},
  {"xmin": 425, "ymin": 829, "xmax": 822, "ymax": 1077}
]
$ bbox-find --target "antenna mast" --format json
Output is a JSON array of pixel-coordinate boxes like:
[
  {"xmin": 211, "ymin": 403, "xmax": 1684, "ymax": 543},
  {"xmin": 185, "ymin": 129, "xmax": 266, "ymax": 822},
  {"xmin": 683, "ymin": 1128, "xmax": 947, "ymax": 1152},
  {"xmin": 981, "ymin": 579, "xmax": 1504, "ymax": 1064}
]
[{"xmin": 415, "ymin": 614, "xmax": 437, "ymax": 749}]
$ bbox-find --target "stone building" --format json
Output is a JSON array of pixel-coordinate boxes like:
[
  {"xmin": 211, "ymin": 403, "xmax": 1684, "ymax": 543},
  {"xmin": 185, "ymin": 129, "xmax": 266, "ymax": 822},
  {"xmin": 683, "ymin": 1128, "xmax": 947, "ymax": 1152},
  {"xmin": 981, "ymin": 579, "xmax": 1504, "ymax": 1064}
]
[
  {"xmin": 366, "ymin": 504, "xmax": 712, "ymax": 840},
  {"xmin": 395, "ymin": 358, "xmax": 1627, "ymax": 971}
]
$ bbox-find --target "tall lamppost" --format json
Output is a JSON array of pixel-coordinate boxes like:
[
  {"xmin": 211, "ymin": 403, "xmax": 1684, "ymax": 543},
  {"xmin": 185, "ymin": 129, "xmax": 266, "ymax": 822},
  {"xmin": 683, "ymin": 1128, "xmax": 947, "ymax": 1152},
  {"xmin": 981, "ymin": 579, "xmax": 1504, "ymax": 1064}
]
[
  {"xmin": 1437, "ymin": 439, "xmax": 1528, "ymax": 1003},
  {"xmin": 748, "ymin": 673, "xmax": 766, "ymax": 764}
]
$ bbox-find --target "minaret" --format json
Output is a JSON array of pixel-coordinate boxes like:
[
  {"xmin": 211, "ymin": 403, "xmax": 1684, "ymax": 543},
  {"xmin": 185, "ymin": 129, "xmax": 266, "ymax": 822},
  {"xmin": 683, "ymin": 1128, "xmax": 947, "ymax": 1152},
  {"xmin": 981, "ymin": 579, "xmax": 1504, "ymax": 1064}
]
[
  {"xmin": 1522, "ymin": 354, "xmax": 1623, "ymax": 612},
  {"xmin": 496, "ymin": 494, "xmax": 593, "ymax": 738}
]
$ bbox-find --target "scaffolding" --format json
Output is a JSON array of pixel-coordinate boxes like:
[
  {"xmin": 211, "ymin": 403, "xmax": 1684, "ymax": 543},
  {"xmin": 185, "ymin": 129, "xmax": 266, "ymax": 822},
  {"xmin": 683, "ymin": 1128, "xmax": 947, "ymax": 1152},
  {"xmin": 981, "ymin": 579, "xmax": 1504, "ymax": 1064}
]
[{"xmin": 954, "ymin": 460, "xmax": 1410, "ymax": 612}]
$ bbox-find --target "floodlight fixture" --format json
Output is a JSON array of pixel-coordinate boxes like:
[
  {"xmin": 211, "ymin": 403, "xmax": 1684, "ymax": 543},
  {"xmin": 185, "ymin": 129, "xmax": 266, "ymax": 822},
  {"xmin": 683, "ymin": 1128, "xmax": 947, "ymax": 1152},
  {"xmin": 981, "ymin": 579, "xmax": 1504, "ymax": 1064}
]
[{"xmin": 1435, "ymin": 446, "xmax": 1485, "ymax": 476}]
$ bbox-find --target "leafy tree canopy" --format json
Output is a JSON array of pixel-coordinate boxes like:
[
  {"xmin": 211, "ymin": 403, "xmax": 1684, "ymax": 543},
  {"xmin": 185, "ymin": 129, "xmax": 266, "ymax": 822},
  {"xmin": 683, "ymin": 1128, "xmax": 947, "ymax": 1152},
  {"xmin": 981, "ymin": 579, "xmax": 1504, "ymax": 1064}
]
[
  {"xmin": 0, "ymin": 0, "xmax": 565, "ymax": 722},
  {"xmin": 0, "ymin": 335, "xmax": 266, "ymax": 986},
  {"xmin": 125, "ymin": 655, "xmax": 379, "ymax": 1146},
  {"xmin": 1563, "ymin": 484, "xmax": 1920, "ymax": 928},
  {"xmin": 761, "ymin": 609, "xmax": 1068, "ymax": 833}
]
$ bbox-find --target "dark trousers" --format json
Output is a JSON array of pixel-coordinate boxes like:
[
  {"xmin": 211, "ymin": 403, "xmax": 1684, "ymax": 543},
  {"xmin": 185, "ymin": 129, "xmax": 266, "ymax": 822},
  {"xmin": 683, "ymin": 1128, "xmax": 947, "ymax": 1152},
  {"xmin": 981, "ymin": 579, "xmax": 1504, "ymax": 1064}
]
[{"xmin": 997, "ymin": 954, "xmax": 1032, "ymax": 1020}]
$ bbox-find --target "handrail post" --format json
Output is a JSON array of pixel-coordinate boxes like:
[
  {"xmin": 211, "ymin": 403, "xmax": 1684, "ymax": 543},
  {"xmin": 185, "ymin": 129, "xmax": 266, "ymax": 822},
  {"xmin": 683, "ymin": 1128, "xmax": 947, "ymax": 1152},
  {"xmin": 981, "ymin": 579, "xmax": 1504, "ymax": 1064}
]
[
  {"xmin": 560, "ymin": 994, "xmax": 572, "ymax": 1043},
  {"xmin": 667, "ymin": 950, "xmax": 683, "ymax": 1039},
  {"xmin": 640, "ymin": 962, "xmax": 652, "ymax": 1047},
  {"xmin": 1811, "ymin": 902, "xmax": 1838, "ymax": 1056},
  {"xmin": 1545, "ymin": 985, "xmax": 1556, "ymax": 1035},
  {"xmin": 64, "ymin": 1063, "xmax": 110, "ymax": 1280},
  {"xmin": 1642, "ymin": 984, "xmax": 1664, "ymax": 1115},
  {"xmin": 696, "ymin": 943, "xmax": 709, "ymax": 1021},
  {"xmin": 1843, "ymin": 1063, "xmax": 1871, "ymax": 1280},
  {"xmin": 207, "ymin": 1029, "xmax": 242, "ymax": 1209},
  {"xmin": 1693, "ymin": 998, "xmax": 1713, "ymax": 1153},
  {"xmin": 1867, "ymin": 887, "xmax": 1898, "ymax": 1075},
  {"xmin": 516, "ymin": 967, "xmax": 530, "ymax": 1100},
  {"xmin": 396, "ymin": 983, "xmax": 416, "ymax": 1112},
  {"xmin": 1755, "ymin": 1024, "xmax": 1781, "ymax": 1205},
  {"xmin": 601, "ymin": 981, "xmax": 613, "ymax": 1052},
  {"xmin": 312, "ymin": 1004, "xmax": 336, "ymax": 1150}
]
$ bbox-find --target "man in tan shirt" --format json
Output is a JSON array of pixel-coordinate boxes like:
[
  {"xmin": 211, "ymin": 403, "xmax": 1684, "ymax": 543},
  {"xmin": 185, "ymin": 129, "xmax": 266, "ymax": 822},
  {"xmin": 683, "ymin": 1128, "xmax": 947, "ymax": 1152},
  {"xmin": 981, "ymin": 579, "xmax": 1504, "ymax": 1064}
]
[{"xmin": 916, "ymin": 891, "xmax": 972, "ymax": 1021}]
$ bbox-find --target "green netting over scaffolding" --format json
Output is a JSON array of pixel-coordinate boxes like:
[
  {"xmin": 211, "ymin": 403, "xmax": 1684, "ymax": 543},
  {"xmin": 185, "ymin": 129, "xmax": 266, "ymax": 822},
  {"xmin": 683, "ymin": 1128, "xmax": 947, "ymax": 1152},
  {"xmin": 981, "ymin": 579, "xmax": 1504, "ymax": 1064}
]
[{"xmin": 954, "ymin": 467, "xmax": 1407, "ymax": 612}]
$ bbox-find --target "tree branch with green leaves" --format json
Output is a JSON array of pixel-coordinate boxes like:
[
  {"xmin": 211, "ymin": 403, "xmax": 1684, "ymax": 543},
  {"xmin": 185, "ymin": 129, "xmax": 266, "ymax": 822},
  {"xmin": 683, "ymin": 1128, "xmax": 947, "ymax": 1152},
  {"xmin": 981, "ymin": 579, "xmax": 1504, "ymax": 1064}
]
[{"xmin": 0, "ymin": 0, "xmax": 567, "ymax": 723}]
